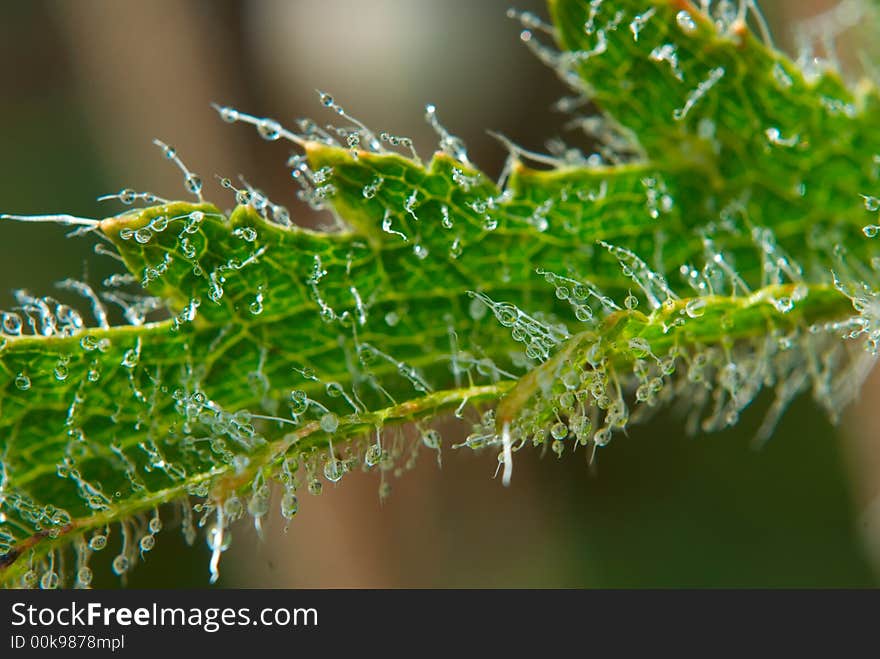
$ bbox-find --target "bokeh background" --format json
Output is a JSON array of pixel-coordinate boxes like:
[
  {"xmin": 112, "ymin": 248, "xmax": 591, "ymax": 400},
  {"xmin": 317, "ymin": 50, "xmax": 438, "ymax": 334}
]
[{"xmin": 1, "ymin": 0, "xmax": 879, "ymax": 587}]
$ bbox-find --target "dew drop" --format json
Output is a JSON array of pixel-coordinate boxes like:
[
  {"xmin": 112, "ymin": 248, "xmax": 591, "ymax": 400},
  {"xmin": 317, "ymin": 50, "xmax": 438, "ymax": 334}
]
[
  {"xmin": 320, "ymin": 413, "xmax": 339, "ymax": 433},
  {"xmin": 77, "ymin": 567, "xmax": 93, "ymax": 587},
  {"xmin": 14, "ymin": 373, "xmax": 31, "ymax": 391},
  {"xmin": 308, "ymin": 479, "xmax": 323, "ymax": 496},
  {"xmin": 772, "ymin": 62, "xmax": 793, "ymax": 89},
  {"xmin": 218, "ymin": 106, "xmax": 239, "ymax": 123},
  {"xmin": 39, "ymin": 571, "xmax": 59, "ymax": 590},
  {"xmin": 365, "ymin": 444, "xmax": 383, "ymax": 467},
  {"xmin": 134, "ymin": 228, "xmax": 152, "ymax": 244},
  {"xmin": 185, "ymin": 174, "xmax": 203, "ymax": 195},
  {"xmin": 89, "ymin": 535, "xmax": 107, "ymax": 551},
  {"xmin": 148, "ymin": 517, "xmax": 162, "ymax": 534},
  {"xmin": 1, "ymin": 312, "xmax": 22, "ymax": 335},
  {"xmin": 469, "ymin": 297, "xmax": 488, "ymax": 320},
  {"xmin": 54, "ymin": 363, "xmax": 69, "ymax": 381},
  {"xmin": 594, "ymin": 427, "xmax": 612, "ymax": 446},
  {"xmin": 111, "ymin": 555, "xmax": 130, "ymax": 575},
  {"xmin": 122, "ymin": 348, "xmax": 139, "ymax": 368},
  {"xmin": 289, "ymin": 390, "xmax": 308, "ymax": 416},
  {"xmin": 449, "ymin": 237, "xmax": 463, "ymax": 259},
  {"xmin": 257, "ymin": 118, "xmax": 281, "ymax": 141},
  {"xmin": 773, "ymin": 296, "xmax": 794, "ymax": 313},
  {"xmin": 441, "ymin": 205, "xmax": 453, "ymax": 229},
  {"xmin": 685, "ymin": 298, "xmax": 706, "ymax": 318},
  {"xmin": 248, "ymin": 493, "xmax": 270, "ymax": 518},
  {"xmin": 864, "ymin": 225, "xmax": 880, "ymax": 238},
  {"xmin": 862, "ymin": 195, "xmax": 880, "ymax": 212},
  {"xmin": 323, "ymin": 458, "xmax": 345, "ymax": 483},
  {"xmin": 139, "ymin": 535, "xmax": 156, "ymax": 552},
  {"xmin": 280, "ymin": 491, "xmax": 299, "ymax": 519},
  {"xmin": 422, "ymin": 429, "xmax": 441, "ymax": 449},
  {"xmin": 119, "ymin": 188, "xmax": 137, "ymax": 204},
  {"xmin": 550, "ymin": 422, "xmax": 568, "ymax": 440},
  {"xmin": 675, "ymin": 9, "xmax": 697, "ymax": 33}
]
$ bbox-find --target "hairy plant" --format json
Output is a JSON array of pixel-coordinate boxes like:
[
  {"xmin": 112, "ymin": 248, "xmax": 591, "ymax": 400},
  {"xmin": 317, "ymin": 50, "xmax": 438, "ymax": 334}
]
[{"xmin": 2, "ymin": 0, "xmax": 879, "ymax": 588}]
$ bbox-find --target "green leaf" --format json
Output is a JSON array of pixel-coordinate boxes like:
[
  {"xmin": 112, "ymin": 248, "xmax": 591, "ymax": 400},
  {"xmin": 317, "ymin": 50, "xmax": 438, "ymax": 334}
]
[{"xmin": 1, "ymin": 0, "xmax": 879, "ymax": 587}]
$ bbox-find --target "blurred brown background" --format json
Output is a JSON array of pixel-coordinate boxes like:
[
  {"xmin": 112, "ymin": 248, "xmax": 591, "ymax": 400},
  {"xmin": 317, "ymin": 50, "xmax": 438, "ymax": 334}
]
[{"xmin": 1, "ymin": 0, "xmax": 878, "ymax": 587}]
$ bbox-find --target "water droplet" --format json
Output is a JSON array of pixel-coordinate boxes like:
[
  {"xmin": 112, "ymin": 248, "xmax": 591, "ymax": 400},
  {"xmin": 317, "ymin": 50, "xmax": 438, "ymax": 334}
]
[
  {"xmin": 676, "ymin": 10, "xmax": 697, "ymax": 33},
  {"xmin": 54, "ymin": 362, "xmax": 69, "ymax": 381},
  {"xmin": 323, "ymin": 458, "xmax": 345, "ymax": 482},
  {"xmin": 289, "ymin": 390, "xmax": 308, "ymax": 416},
  {"xmin": 550, "ymin": 422, "xmax": 568, "ymax": 440},
  {"xmin": 39, "ymin": 571, "xmax": 59, "ymax": 590},
  {"xmin": 864, "ymin": 225, "xmax": 880, "ymax": 238},
  {"xmin": 148, "ymin": 517, "xmax": 162, "ymax": 534},
  {"xmin": 139, "ymin": 535, "xmax": 156, "ymax": 552},
  {"xmin": 594, "ymin": 427, "xmax": 612, "ymax": 446},
  {"xmin": 89, "ymin": 535, "xmax": 107, "ymax": 551},
  {"xmin": 765, "ymin": 127, "xmax": 799, "ymax": 148},
  {"xmin": 320, "ymin": 93, "xmax": 334, "ymax": 107},
  {"xmin": 134, "ymin": 228, "xmax": 152, "ymax": 244},
  {"xmin": 122, "ymin": 348, "xmax": 139, "ymax": 368},
  {"xmin": 436, "ymin": 206, "xmax": 453, "ymax": 231},
  {"xmin": 320, "ymin": 413, "xmax": 339, "ymax": 433},
  {"xmin": 1, "ymin": 312, "xmax": 22, "ymax": 335},
  {"xmin": 77, "ymin": 566, "xmax": 93, "ymax": 587},
  {"xmin": 469, "ymin": 297, "xmax": 488, "ymax": 320},
  {"xmin": 773, "ymin": 296, "xmax": 794, "ymax": 313},
  {"xmin": 205, "ymin": 523, "xmax": 231, "ymax": 553},
  {"xmin": 772, "ymin": 62, "xmax": 793, "ymax": 89},
  {"xmin": 422, "ymin": 429, "xmax": 441, "ymax": 449},
  {"xmin": 218, "ymin": 106, "xmax": 239, "ymax": 123},
  {"xmin": 257, "ymin": 118, "xmax": 281, "ymax": 141},
  {"xmin": 14, "ymin": 373, "xmax": 30, "ymax": 391},
  {"xmin": 248, "ymin": 492, "xmax": 270, "ymax": 518},
  {"xmin": 249, "ymin": 289, "xmax": 264, "ymax": 315},
  {"xmin": 185, "ymin": 174, "xmax": 203, "ymax": 195},
  {"xmin": 87, "ymin": 368, "xmax": 100, "ymax": 383},
  {"xmin": 685, "ymin": 298, "xmax": 706, "ymax": 318},
  {"xmin": 308, "ymin": 479, "xmax": 323, "ymax": 496},
  {"xmin": 862, "ymin": 195, "xmax": 880, "ymax": 212},
  {"xmin": 365, "ymin": 444, "xmax": 383, "ymax": 466},
  {"xmin": 280, "ymin": 491, "xmax": 299, "ymax": 519},
  {"xmin": 112, "ymin": 555, "xmax": 130, "ymax": 575},
  {"xmin": 162, "ymin": 145, "xmax": 177, "ymax": 160},
  {"xmin": 628, "ymin": 337, "xmax": 651, "ymax": 353}
]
